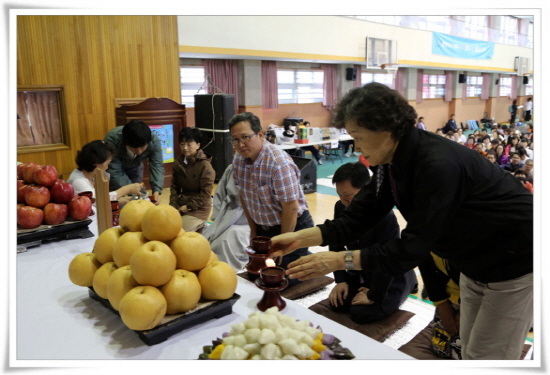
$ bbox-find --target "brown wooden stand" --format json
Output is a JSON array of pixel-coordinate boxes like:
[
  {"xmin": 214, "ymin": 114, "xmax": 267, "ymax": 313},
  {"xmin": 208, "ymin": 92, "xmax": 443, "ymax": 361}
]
[{"xmin": 94, "ymin": 168, "xmax": 112, "ymax": 235}]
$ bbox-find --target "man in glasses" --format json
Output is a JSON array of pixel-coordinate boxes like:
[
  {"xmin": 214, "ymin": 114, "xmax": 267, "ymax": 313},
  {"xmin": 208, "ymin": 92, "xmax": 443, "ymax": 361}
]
[{"xmin": 229, "ymin": 112, "xmax": 313, "ymax": 285}]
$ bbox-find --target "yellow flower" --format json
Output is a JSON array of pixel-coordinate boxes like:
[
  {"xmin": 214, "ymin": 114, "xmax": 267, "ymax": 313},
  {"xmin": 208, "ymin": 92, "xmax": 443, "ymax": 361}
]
[
  {"xmin": 208, "ymin": 344, "xmax": 225, "ymax": 360},
  {"xmin": 307, "ymin": 352, "xmax": 321, "ymax": 360},
  {"xmin": 311, "ymin": 339, "xmax": 326, "ymax": 353}
]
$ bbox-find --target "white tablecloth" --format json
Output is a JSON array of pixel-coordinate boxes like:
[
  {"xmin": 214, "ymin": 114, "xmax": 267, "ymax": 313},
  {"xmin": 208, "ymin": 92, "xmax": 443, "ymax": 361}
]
[{"xmin": 15, "ymin": 216, "xmax": 412, "ymax": 362}]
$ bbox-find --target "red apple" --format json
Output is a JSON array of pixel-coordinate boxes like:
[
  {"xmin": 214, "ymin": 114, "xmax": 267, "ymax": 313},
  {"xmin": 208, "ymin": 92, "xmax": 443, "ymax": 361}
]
[
  {"xmin": 17, "ymin": 206, "xmax": 44, "ymax": 229},
  {"xmin": 17, "ymin": 180, "xmax": 24, "ymax": 201},
  {"xmin": 17, "ymin": 183, "xmax": 34, "ymax": 204},
  {"xmin": 50, "ymin": 181, "xmax": 75, "ymax": 204},
  {"xmin": 43, "ymin": 203, "xmax": 69, "ymax": 225},
  {"xmin": 17, "ymin": 163, "xmax": 29, "ymax": 180},
  {"xmin": 68, "ymin": 195, "xmax": 92, "ymax": 220},
  {"xmin": 23, "ymin": 163, "xmax": 41, "ymax": 184},
  {"xmin": 24, "ymin": 185, "xmax": 51, "ymax": 208},
  {"xmin": 17, "ymin": 183, "xmax": 35, "ymax": 204},
  {"xmin": 32, "ymin": 165, "xmax": 58, "ymax": 187}
]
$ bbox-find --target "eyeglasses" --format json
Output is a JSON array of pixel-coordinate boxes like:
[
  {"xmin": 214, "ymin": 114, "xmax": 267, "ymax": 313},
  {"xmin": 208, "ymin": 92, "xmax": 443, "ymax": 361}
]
[{"xmin": 230, "ymin": 133, "xmax": 257, "ymax": 146}]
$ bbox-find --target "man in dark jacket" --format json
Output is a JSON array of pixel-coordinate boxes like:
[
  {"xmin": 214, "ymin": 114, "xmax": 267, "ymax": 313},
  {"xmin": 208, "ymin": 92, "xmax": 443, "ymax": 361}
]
[
  {"xmin": 442, "ymin": 114, "xmax": 457, "ymax": 134},
  {"xmin": 271, "ymin": 83, "xmax": 533, "ymax": 360},
  {"xmin": 104, "ymin": 120, "xmax": 164, "ymax": 204},
  {"xmin": 328, "ymin": 162, "xmax": 417, "ymax": 324}
]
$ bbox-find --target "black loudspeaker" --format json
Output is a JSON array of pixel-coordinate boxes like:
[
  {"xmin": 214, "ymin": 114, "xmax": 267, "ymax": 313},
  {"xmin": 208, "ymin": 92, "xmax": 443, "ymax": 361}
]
[
  {"xmin": 194, "ymin": 94, "xmax": 235, "ymax": 130},
  {"xmin": 345, "ymin": 67, "xmax": 357, "ymax": 81},
  {"xmin": 523, "ymin": 76, "xmax": 529, "ymax": 84},
  {"xmin": 458, "ymin": 74, "xmax": 466, "ymax": 83},
  {"xmin": 495, "ymin": 79, "xmax": 500, "ymax": 85},
  {"xmin": 200, "ymin": 130, "xmax": 233, "ymax": 183},
  {"xmin": 291, "ymin": 156, "xmax": 317, "ymax": 194}
]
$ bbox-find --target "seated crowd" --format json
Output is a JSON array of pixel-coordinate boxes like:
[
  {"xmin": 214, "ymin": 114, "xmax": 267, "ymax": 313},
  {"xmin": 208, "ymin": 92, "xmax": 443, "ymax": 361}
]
[{"xmin": 434, "ymin": 122, "xmax": 534, "ymax": 192}]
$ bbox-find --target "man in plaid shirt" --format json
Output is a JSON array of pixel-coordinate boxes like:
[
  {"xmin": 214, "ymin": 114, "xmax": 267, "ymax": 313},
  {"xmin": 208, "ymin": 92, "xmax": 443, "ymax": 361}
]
[{"xmin": 229, "ymin": 112, "xmax": 313, "ymax": 284}]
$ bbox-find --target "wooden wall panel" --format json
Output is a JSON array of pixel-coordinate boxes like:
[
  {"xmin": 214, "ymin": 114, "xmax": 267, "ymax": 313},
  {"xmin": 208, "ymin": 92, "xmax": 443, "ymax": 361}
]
[{"xmin": 17, "ymin": 15, "xmax": 181, "ymax": 181}]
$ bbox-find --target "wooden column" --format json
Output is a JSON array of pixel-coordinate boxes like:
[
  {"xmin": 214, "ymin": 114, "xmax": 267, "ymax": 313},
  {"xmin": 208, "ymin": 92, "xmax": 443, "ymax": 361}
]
[{"xmin": 94, "ymin": 168, "xmax": 112, "ymax": 235}]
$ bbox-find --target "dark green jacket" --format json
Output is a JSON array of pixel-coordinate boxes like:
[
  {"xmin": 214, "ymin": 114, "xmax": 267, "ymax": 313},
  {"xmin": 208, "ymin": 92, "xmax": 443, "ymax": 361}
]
[{"xmin": 104, "ymin": 126, "xmax": 164, "ymax": 194}]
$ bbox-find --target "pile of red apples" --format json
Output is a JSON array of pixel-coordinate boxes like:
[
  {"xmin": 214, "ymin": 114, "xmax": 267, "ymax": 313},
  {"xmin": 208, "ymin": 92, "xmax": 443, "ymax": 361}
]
[{"xmin": 17, "ymin": 163, "xmax": 92, "ymax": 229}]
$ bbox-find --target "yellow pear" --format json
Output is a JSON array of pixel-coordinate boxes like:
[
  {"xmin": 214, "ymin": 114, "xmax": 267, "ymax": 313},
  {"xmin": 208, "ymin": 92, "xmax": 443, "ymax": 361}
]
[
  {"xmin": 112, "ymin": 231, "xmax": 147, "ymax": 267},
  {"xmin": 160, "ymin": 269, "xmax": 202, "ymax": 314},
  {"xmin": 169, "ymin": 231, "xmax": 211, "ymax": 271},
  {"xmin": 106, "ymin": 265, "xmax": 140, "ymax": 311},
  {"xmin": 198, "ymin": 261, "xmax": 237, "ymax": 300},
  {"xmin": 68, "ymin": 252, "xmax": 102, "ymax": 287},
  {"xmin": 118, "ymin": 286, "xmax": 167, "ymax": 330},
  {"xmin": 119, "ymin": 199, "xmax": 155, "ymax": 232},
  {"xmin": 130, "ymin": 241, "xmax": 177, "ymax": 286},
  {"xmin": 93, "ymin": 227, "xmax": 124, "ymax": 264},
  {"xmin": 92, "ymin": 262, "xmax": 118, "ymax": 299},
  {"xmin": 205, "ymin": 251, "xmax": 219, "ymax": 267},
  {"xmin": 141, "ymin": 204, "xmax": 182, "ymax": 242}
]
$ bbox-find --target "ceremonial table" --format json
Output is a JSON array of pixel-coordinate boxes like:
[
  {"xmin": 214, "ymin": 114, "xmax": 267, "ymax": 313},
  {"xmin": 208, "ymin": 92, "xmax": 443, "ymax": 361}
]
[{"xmin": 15, "ymin": 215, "xmax": 412, "ymax": 362}]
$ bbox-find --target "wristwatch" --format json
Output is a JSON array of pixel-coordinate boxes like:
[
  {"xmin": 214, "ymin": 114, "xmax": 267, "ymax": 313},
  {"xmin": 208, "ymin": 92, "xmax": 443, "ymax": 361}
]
[{"xmin": 344, "ymin": 250, "xmax": 355, "ymax": 270}]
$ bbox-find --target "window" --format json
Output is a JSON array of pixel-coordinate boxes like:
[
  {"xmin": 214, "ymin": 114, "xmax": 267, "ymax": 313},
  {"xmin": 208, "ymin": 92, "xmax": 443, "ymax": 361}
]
[
  {"xmin": 463, "ymin": 16, "xmax": 488, "ymax": 40},
  {"xmin": 277, "ymin": 69, "xmax": 324, "ymax": 104},
  {"xmin": 361, "ymin": 72, "xmax": 395, "ymax": 89},
  {"xmin": 180, "ymin": 66, "xmax": 207, "ymax": 108},
  {"xmin": 466, "ymin": 75, "xmax": 483, "ymax": 97},
  {"xmin": 499, "ymin": 76, "xmax": 512, "ymax": 97},
  {"xmin": 421, "ymin": 74, "xmax": 446, "ymax": 99},
  {"xmin": 500, "ymin": 16, "xmax": 519, "ymax": 45},
  {"xmin": 17, "ymin": 85, "xmax": 70, "ymax": 154}
]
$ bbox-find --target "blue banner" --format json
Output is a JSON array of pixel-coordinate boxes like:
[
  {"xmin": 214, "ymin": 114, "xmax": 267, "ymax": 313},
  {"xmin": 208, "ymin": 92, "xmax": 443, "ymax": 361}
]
[{"xmin": 432, "ymin": 32, "xmax": 494, "ymax": 60}]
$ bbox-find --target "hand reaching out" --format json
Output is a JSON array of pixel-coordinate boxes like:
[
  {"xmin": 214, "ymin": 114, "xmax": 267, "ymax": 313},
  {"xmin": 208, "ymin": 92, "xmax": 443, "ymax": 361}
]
[{"xmin": 285, "ymin": 251, "xmax": 343, "ymax": 281}]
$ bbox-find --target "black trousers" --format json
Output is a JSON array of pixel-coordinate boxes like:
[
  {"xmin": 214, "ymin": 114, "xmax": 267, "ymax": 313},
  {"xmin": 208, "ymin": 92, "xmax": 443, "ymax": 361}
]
[
  {"xmin": 254, "ymin": 210, "xmax": 314, "ymax": 287},
  {"xmin": 330, "ymin": 270, "xmax": 418, "ymax": 324},
  {"xmin": 339, "ymin": 140, "xmax": 354, "ymax": 154}
]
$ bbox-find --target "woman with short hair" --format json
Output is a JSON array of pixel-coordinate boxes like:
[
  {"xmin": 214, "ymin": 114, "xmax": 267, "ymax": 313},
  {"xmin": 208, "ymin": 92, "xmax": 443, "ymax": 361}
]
[{"xmin": 67, "ymin": 140, "xmax": 142, "ymax": 205}]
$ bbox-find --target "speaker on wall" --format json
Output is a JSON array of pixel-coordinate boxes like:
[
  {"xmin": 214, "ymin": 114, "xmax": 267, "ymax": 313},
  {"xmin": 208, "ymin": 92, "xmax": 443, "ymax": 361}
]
[
  {"xmin": 458, "ymin": 74, "xmax": 466, "ymax": 83},
  {"xmin": 194, "ymin": 94, "xmax": 235, "ymax": 130},
  {"xmin": 345, "ymin": 67, "xmax": 357, "ymax": 81},
  {"xmin": 291, "ymin": 156, "xmax": 317, "ymax": 194},
  {"xmin": 495, "ymin": 79, "xmax": 500, "ymax": 85},
  {"xmin": 523, "ymin": 76, "xmax": 529, "ymax": 84},
  {"xmin": 199, "ymin": 129, "xmax": 233, "ymax": 184}
]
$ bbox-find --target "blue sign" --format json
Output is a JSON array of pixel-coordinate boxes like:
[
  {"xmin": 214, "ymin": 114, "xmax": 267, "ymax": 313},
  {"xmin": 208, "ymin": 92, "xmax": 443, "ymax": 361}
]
[{"xmin": 432, "ymin": 32, "xmax": 494, "ymax": 60}]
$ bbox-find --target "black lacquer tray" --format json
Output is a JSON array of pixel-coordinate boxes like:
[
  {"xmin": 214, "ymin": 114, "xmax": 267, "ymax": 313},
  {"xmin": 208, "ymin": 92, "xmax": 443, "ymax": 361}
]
[{"xmin": 88, "ymin": 287, "xmax": 240, "ymax": 346}]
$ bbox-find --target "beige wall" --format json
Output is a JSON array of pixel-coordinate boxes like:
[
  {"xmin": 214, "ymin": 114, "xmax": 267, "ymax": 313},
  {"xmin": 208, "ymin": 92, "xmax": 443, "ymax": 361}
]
[{"xmin": 177, "ymin": 15, "xmax": 533, "ymax": 73}]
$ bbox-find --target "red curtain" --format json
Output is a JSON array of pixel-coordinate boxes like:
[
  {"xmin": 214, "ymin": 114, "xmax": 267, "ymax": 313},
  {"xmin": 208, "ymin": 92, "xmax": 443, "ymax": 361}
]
[
  {"xmin": 353, "ymin": 64, "xmax": 362, "ymax": 88},
  {"xmin": 261, "ymin": 61, "xmax": 278, "ymax": 109},
  {"xmin": 462, "ymin": 71, "xmax": 468, "ymax": 101},
  {"xmin": 203, "ymin": 59, "xmax": 239, "ymax": 112},
  {"xmin": 322, "ymin": 64, "xmax": 337, "ymax": 110},
  {"xmin": 444, "ymin": 70, "xmax": 453, "ymax": 102},
  {"xmin": 509, "ymin": 75, "xmax": 518, "ymax": 99},
  {"xmin": 394, "ymin": 69, "xmax": 404, "ymax": 94},
  {"xmin": 416, "ymin": 69, "xmax": 424, "ymax": 103}
]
